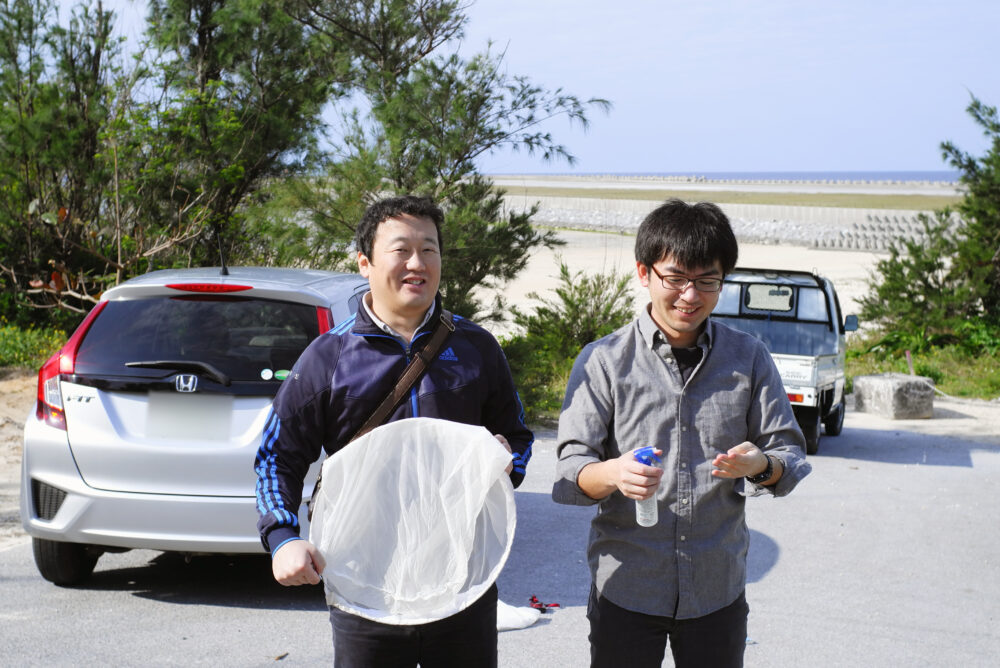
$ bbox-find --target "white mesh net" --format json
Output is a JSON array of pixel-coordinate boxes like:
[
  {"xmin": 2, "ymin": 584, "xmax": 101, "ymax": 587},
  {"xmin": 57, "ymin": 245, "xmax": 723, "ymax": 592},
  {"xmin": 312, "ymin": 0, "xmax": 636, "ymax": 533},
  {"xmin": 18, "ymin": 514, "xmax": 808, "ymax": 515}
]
[{"xmin": 309, "ymin": 417, "xmax": 516, "ymax": 624}]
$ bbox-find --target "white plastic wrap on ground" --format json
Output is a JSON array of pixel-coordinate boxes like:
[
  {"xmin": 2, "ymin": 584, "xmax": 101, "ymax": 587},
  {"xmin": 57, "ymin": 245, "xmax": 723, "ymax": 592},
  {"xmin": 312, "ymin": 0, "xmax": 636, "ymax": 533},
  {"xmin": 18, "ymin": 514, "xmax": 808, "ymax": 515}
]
[{"xmin": 497, "ymin": 600, "xmax": 542, "ymax": 631}]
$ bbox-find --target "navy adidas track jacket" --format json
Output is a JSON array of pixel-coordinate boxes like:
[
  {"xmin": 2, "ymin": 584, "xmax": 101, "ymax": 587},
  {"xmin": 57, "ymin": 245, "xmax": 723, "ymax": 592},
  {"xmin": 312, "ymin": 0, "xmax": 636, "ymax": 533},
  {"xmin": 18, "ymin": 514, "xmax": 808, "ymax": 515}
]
[{"xmin": 254, "ymin": 296, "xmax": 533, "ymax": 553}]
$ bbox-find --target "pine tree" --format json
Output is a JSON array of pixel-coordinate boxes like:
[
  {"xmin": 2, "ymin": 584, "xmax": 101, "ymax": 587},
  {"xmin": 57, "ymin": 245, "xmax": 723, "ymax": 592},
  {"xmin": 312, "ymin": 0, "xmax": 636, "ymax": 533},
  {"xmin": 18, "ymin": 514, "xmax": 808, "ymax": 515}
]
[
  {"xmin": 861, "ymin": 95, "xmax": 1000, "ymax": 351},
  {"xmin": 265, "ymin": 1, "xmax": 609, "ymax": 321},
  {"xmin": 941, "ymin": 96, "xmax": 1000, "ymax": 327}
]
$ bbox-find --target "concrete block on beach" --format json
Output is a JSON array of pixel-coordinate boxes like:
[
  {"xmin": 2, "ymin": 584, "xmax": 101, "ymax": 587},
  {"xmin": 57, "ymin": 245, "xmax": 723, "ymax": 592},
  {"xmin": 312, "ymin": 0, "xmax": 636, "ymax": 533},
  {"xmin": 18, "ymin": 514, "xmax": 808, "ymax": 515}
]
[{"xmin": 854, "ymin": 373, "xmax": 935, "ymax": 419}]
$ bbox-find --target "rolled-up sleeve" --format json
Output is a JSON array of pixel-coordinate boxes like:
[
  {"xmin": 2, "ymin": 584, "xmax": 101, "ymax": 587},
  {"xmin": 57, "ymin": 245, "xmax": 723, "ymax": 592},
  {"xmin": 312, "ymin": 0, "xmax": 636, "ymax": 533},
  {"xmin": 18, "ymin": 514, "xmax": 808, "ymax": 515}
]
[
  {"xmin": 745, "ymin": 345, "xmax": 812, "ymax": 497},
  {"xmin": 552, "ymin": 343, "xmax": 614, "ymax": 505}
]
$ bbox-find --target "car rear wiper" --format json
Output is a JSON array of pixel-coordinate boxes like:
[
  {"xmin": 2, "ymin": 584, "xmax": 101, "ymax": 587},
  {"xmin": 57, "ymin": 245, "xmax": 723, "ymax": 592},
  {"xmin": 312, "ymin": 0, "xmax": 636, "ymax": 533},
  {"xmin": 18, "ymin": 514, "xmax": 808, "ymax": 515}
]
[{"xmin": 125, "ymin": 360, "xmax": 231, "ymax": 387}]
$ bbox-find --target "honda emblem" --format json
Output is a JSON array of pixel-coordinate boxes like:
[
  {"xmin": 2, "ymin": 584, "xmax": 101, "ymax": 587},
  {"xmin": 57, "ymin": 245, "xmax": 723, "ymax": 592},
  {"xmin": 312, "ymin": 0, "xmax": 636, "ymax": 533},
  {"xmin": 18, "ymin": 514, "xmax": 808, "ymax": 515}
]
[{"xmin": 175, "ymin": 374, "xmax": 198, "ymax": 393}]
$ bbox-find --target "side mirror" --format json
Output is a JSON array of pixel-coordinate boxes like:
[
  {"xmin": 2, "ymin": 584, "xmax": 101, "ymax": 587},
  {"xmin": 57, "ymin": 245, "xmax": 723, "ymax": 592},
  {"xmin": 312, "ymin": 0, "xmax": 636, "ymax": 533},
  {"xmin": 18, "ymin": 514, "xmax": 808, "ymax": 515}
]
[{"xmin": 844, "ymin": 314, "xmax": 859, "ymax": 332}]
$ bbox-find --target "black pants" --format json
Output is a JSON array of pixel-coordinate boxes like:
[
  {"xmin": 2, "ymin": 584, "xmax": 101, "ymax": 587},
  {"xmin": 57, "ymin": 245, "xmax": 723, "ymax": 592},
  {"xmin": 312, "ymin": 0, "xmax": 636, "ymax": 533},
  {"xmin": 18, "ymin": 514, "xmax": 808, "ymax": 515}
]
[
  {"xmin": 328, "ymin": 584, "xmax": 498, "ymax": 668},
  {"xmin": 587, "ymin": 586, "xmax": 749, "ymax": 668}
]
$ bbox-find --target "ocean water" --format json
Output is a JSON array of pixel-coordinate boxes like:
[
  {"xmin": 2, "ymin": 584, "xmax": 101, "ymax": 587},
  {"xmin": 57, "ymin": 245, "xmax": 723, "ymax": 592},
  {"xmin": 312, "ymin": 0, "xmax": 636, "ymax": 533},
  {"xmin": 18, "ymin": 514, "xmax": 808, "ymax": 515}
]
[{"xmin": 538, "ymin": 170, "xmax": 959, "ymax": 183}]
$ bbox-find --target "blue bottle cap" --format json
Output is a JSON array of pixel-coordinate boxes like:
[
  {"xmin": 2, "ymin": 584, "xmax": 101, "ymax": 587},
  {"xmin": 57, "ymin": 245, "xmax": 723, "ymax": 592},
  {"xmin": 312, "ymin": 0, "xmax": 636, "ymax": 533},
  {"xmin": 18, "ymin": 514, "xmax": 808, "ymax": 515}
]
[{"xmin": 633, "ymin": 446, "xmax": 662, "ymax": 466}]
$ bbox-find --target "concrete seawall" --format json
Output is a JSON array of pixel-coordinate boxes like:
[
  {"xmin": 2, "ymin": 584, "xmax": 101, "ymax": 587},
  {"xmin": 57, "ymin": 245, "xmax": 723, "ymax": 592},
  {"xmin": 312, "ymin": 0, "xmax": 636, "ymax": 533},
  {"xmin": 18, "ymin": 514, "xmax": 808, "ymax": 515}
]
[{"xmin": 502, "ymin": 194, "xmax": 946, "ymax": 250}]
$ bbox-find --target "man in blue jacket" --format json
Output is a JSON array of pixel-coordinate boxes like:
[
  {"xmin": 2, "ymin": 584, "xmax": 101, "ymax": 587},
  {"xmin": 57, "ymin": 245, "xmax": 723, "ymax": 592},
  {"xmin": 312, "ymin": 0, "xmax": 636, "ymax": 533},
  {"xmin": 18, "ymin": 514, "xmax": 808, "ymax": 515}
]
[{"xmin": 255, "ymin": 195, "xmax": 533, "ymax": 667}]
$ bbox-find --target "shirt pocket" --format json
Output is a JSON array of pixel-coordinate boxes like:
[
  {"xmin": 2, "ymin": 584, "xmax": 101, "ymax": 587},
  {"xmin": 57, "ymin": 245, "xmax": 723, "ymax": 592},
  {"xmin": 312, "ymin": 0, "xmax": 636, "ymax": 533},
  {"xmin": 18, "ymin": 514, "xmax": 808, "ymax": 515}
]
[{"xmin": 693, "ymin": 385, "xmax": 753, "ymax": 454}]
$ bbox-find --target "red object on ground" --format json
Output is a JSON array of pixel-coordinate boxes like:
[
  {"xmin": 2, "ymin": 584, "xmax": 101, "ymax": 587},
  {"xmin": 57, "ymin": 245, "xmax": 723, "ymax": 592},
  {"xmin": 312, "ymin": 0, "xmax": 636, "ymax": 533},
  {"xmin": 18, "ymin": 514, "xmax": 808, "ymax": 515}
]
[{"xmin": 529, "ymin": 595, "xmax": 561, "ymax": 613}]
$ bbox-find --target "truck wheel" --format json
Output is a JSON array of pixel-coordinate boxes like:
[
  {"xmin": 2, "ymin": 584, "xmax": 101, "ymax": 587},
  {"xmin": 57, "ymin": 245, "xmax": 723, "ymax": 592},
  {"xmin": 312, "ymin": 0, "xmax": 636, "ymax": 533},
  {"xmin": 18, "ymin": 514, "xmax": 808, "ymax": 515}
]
[
  {"xmin": 824, "ymin": 402, "xmax": 845, "ymax": 436},
  {"xmin": 800, "ymin": 410, "xmax": 821, "ymax": 455},
  {"xmin": 32, "ymin": 538, "xmax": 99, "ymax": 586}
]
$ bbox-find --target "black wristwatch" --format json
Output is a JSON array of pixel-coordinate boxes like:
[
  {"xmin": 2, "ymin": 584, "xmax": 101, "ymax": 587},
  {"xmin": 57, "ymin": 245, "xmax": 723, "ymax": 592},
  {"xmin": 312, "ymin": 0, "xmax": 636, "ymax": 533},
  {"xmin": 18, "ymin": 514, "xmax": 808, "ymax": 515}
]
[{"xmin": 745, "ymin": 454, "xmax": 774, "ymax": 484}]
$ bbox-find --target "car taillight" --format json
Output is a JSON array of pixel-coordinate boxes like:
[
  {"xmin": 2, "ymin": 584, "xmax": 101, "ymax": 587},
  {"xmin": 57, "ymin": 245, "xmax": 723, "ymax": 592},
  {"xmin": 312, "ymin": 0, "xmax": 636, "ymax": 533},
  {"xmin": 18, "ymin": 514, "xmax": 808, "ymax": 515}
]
[
  {"xmin": 316, "ymin": 306, "xmax": 333, "ymax": 334},
  {"xmin": 787, "ymin": 393, "xmax": 804, "ymax": 403},
  {"xmin": 36, "ymin": 302, "xmax": 108, "ymax": 430},
  {"xmin": 37, "ymin": 353, "xmax": 65, "ymax": 429}
]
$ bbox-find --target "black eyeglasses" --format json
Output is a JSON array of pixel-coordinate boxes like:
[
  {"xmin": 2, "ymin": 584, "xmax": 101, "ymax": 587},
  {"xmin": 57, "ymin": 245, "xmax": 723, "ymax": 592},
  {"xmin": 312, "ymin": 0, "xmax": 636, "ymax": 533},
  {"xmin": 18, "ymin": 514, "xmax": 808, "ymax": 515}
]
[{"xmin": 649, "ymin": 265, "xmax": 723, "ymax": 293}]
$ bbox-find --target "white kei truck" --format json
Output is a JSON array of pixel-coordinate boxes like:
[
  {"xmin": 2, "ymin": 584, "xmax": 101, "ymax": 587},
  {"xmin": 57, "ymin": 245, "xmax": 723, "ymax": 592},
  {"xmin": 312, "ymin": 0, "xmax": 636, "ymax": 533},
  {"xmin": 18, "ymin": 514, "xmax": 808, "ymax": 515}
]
[{"xmin": 712, "ymin": 268, "xmax": 859, "ymax": 455}]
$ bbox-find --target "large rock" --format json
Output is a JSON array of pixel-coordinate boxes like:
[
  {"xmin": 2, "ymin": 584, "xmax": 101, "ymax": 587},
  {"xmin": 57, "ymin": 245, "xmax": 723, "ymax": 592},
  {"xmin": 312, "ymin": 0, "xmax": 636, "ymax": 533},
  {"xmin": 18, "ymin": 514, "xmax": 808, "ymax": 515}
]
[{"xmin": 853, "ymin": 373, "xmax": 935, "ymax": 419}]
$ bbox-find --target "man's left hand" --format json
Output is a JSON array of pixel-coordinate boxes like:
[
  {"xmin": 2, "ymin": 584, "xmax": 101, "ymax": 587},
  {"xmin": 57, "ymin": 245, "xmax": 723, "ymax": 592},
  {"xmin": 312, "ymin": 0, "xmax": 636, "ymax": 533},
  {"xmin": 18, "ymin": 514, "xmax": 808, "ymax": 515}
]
[{"xmin": 711, "ymin": 442, "xmax": 769, "ymax": 479}]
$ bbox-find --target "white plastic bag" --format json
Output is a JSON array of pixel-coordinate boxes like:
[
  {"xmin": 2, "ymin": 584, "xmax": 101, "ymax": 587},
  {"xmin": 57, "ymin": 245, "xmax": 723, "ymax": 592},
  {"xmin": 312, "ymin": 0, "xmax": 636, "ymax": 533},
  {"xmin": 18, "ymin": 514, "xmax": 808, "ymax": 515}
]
[
  {"xmin": 309, "ymin": 417, "xmax": 516, "ymax": 625},
  {"xmin": 496, "ymin": 600, "xmax": 541, "ymax": 631}
]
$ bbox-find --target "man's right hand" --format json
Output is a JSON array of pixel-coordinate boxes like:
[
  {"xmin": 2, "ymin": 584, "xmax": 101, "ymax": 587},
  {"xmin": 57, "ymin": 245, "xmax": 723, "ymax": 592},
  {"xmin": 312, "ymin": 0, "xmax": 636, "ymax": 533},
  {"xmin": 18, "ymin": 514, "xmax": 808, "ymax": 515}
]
[
  {"xmin": 271, "ymin": 538, "xmax": 326, "ymax": 586},
  {"xmin": 578, "ymin": 449, "xmax": 664, "ymax": 501}
]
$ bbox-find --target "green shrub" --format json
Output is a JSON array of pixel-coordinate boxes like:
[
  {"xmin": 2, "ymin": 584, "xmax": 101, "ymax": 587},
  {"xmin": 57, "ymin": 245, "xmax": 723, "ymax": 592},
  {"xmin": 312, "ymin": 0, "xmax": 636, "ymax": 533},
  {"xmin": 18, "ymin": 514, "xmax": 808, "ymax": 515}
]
[
  {"xmin": 912, "ymin": 362, "xmax": 944, "ymax": 386},
  {"xmin": 510, "ymin": 261, "xmax": 637, "ymax": 355},
  {"xmin": 501, "ymin": 335, "xmax": 576, "ymax": 422},
  {"xmin": 503, "ymin": 261, "xmax": 636, "ymax": 423},
  {"xmin": 954, "ymin": 319, "xmax": 1000, "ymax": 356},
  {"xmin": 0, "ymin": 324, "xmax": 66, "ymax": 370}
]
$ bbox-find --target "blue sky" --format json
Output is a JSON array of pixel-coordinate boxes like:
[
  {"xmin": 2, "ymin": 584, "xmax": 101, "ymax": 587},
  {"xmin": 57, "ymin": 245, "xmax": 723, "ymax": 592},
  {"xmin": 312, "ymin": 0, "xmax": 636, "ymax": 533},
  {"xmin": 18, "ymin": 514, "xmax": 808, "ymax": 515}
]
[
  {"xmin": 95, "ymin": 0, "xmax": 999, "ymax": 174},
  {"xmin": 458, "ymin": 0, "xmax": 998, "ymax": 174}
]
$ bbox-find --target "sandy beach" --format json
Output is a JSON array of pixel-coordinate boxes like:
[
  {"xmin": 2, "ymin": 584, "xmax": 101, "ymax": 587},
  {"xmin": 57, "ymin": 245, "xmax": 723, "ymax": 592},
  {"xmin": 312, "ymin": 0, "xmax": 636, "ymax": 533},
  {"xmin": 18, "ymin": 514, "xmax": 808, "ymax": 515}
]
[{"xmin": 484, "ymin": 227, "xmax": 881, "ymax": 339}]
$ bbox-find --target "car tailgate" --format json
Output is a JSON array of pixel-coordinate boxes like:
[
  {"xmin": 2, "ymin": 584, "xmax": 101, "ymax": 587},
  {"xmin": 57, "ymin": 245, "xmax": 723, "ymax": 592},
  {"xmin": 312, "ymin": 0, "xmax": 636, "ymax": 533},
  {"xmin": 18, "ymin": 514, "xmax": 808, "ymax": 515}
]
[{"xmin": 60, "ymin": 380, "xmax": 269, "ymax": 496}]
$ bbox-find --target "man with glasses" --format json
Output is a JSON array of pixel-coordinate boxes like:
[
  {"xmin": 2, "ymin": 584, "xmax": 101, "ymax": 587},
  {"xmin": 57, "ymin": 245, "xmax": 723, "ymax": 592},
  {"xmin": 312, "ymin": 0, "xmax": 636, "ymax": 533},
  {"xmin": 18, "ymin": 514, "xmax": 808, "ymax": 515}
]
[{"xmin": 553, "ymin": 198, "xmax": 810, "ymax": 668}]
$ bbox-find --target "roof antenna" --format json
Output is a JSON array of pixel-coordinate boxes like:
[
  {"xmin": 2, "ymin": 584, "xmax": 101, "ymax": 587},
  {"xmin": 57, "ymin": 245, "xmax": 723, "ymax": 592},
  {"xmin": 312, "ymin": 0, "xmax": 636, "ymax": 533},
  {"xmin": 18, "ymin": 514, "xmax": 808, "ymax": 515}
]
[{"xmin": 214, "ymin": 223, "xmax": 229, "ymax": 276}]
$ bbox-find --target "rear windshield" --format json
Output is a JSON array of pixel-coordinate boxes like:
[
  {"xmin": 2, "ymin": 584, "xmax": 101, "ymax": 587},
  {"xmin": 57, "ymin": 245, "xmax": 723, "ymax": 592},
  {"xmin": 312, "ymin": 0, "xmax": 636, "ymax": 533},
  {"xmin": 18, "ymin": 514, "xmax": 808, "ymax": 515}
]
[
  {"xmin": 713, "ymin": 281, "xmax": 837, "ymax": 355},
  {"xmin": 715, "ymin": 283, "xmax": 829, "ymax": 323},
  {"xmin": 75, "ymin": 296, "xmax": 320, "ymax": 382}
]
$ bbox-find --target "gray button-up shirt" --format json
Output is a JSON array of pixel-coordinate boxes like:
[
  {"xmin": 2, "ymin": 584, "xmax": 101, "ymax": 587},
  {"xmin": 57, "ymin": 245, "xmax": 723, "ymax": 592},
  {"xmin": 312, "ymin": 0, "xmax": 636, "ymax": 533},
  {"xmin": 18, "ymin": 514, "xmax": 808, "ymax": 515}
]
[{"xmin": 552, "ymin": 308, "xmax": 811, "ymax": 619}]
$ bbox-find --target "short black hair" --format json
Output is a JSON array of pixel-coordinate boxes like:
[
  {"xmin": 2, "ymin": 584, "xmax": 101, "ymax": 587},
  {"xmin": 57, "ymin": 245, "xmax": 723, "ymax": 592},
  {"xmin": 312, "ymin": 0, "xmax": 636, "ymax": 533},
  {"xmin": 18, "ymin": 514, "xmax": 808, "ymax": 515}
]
[
  {"xmin": 634, "ymin": 198, "xmax": 738, "ymax": 274},
  {"xmin": 355, "ymin": 195, "xmax": 445, "ymax": 260}
]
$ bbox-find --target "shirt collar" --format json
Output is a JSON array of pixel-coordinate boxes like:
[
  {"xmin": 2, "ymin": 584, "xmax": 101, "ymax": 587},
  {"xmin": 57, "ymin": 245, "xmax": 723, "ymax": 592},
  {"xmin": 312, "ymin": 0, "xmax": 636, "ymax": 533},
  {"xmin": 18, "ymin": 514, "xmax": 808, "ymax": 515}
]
[
  {"xmin": 638, "ymin": 304, "xmax": 714, "ymax": 351},
  {"xmin": 361, "ymin": 291, "xmax": 435, "ymax": 342}
]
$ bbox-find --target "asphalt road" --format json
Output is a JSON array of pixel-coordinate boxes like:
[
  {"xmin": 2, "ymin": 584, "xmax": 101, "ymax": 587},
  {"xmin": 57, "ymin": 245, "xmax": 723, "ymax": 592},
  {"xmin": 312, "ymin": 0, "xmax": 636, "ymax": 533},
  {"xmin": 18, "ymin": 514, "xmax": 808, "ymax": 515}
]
[{"xmin": 2, "ymin": 403, "xmax": 998, "ymax": 667}]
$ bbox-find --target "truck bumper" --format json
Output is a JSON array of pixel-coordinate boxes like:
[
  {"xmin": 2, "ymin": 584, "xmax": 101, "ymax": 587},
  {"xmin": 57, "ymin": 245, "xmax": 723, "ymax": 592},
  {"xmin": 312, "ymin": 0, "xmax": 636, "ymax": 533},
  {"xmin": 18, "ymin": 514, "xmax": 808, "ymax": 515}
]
[{"xmin": 784, "ymin": 385, "xmax": 819, "ymax": 408}]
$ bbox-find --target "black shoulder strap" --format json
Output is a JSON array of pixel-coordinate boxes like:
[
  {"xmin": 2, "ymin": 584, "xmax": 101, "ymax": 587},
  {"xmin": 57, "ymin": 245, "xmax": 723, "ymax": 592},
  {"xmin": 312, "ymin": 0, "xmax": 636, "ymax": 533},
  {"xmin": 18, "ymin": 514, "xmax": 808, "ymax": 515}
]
[{"xmin": 349, "ymin": 310, "xmax": 455, "ymax": 442}]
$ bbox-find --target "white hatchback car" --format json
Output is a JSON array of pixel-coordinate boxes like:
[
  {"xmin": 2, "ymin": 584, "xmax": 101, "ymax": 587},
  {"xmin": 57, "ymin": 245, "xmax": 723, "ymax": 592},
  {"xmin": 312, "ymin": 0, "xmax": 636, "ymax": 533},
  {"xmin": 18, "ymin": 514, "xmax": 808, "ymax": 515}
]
[{"xmin": 21, "ymin": 267, "xmax": 369, "ymax": 585}]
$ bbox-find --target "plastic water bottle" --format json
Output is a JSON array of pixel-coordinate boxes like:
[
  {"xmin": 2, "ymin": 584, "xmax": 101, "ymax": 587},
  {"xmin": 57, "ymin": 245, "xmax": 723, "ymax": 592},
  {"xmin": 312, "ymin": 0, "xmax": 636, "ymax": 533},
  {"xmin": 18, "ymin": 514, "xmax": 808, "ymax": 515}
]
[{"xmin": 632, "ymin": 446, "xmax": 662, "ymax": 527}]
